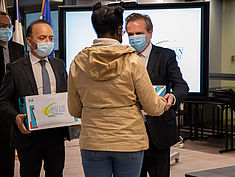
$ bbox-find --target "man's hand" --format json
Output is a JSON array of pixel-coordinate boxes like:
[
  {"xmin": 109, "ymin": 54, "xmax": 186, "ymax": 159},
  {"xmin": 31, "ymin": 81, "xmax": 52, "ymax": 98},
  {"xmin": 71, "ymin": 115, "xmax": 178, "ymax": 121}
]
[
  {"xmin": 15, "ymin": 114, "xmax": 31, "ymax": 134},
  {"xmin": 164, "ymin": 93, "xmax": 174, "ymax": 111}
]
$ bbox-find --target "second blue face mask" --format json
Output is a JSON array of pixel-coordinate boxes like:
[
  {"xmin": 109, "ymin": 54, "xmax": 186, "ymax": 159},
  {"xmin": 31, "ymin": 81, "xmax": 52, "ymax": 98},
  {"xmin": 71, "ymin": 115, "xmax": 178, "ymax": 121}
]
[
  {"xmin": 0, "ymin": 27, "xmax": 13, "ymax": 42},
  {"xmin": 34, "ymin": 42, "xmax": 54, "ymax": 57},
  {"xmin": 129, "ymin": 34, "xmax": 147, "ymax": 52}
]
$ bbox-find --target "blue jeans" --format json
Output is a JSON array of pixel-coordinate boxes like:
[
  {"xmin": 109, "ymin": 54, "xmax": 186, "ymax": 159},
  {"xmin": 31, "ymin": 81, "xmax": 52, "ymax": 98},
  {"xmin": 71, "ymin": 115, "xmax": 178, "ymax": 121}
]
[{"xmin": 81, "ymin": 149, "xmax": 144, "ymax": 177}]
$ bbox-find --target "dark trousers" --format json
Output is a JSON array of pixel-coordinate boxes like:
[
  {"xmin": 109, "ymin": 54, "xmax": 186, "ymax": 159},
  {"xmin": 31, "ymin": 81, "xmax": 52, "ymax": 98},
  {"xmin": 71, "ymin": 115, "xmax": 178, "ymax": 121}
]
[
  {"xmin": 0, "ymin": 120, "xmax": 15, "ymax": 177},
  {"xmin": 140, "ymin": 127, "xmax": 170, "ymax": 177},
  {"xmin": 17, "ymin": 129, "xmax": 65, "ymax": 177}
]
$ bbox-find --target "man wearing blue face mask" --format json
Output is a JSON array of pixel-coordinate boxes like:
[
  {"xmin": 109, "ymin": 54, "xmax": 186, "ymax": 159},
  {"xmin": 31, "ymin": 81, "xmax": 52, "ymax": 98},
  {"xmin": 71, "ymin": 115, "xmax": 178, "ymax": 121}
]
[
  {"xmin": 0, "ymin": 11, "xmax": 25, "ymax": 177},
  {"xmin": 126, "ymin": 13, "xmax": 189, "ymax": 177},
  {"xmin": 0, "ymin": 11, "xmax": 25, "ymax": 84},
  {"xmin": 0, "ymin": 19, "xmax": 68, "ymax": 177}
]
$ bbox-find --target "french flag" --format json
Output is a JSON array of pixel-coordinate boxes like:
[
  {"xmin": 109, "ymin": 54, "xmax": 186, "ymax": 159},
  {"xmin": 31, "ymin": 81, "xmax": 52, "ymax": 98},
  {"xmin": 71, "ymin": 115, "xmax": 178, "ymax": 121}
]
[{"xmin": 12, "ymin": 0, "xmax": 24, "ymax": 46}]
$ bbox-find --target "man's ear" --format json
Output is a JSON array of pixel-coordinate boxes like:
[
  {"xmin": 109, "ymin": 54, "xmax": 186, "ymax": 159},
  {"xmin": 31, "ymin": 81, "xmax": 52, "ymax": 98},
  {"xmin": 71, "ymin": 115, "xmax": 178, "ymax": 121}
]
[
  {"xmin": 26, "ymin": 37, "xmax": 32, "ymax": 46},
  {"xmin": 148, "ymin": 29, "xmax": 153, "ymax": 38}
]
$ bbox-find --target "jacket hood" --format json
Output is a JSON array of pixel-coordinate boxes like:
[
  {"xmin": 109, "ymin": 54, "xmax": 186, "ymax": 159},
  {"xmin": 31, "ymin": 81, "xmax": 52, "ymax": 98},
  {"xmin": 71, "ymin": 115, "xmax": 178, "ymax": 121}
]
[{"xmin": 73, "ymin": 41, "xmax": 136, "ymax": 81}]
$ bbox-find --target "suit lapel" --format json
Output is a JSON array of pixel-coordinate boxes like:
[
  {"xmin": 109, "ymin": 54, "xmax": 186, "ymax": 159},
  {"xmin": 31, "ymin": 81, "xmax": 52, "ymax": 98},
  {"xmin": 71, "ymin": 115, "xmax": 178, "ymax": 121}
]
[
  {"xmin": 147, "ymin": 45, "xmax": 160, "ymax": 78},
  {"xmin": 49, "ymin": 57, "xmax": 59, "ymax": 92},
  {"xmin": 23, "ymin": 55, "xmax": 38, "ymax": 95}
]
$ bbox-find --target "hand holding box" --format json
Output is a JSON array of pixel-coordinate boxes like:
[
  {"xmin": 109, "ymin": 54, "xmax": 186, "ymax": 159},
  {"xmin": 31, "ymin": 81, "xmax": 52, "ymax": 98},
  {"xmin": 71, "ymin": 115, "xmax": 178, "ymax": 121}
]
[{"xmin": 19, "ymin": 92, "xmax": 81, "ymax": 131}]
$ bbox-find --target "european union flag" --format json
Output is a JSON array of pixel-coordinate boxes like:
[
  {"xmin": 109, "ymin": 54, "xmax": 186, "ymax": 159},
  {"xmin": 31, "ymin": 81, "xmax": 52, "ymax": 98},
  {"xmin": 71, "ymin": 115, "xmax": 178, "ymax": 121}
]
[{"xmin": 40, "ymin": 0, "xmax": 54, "ymax": 58}]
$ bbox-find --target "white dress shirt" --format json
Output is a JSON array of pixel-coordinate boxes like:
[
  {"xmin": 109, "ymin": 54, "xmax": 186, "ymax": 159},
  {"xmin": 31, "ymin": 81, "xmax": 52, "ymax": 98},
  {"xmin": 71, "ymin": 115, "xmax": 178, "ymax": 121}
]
[
  {"xmin": 138, "ymin": 43, "xmax": 152, "ymax": 68},
  {"xmin": 29, "ymin": 52, "xmax": 56, "ymax": 95}
]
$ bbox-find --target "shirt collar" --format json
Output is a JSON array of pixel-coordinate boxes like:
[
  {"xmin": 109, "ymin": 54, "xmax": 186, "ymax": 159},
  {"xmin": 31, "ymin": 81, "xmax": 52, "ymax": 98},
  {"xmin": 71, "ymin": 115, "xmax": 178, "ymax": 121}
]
[
  {"xmin": 92, "ymin": 38, "xmax": 121, "ymax": 47},
  {"xmin": 2, "ymin": 42, "xmax": 8, "ymax": 49},
  {"xmin": 29, "ymin": 51, "xmax": 49, "ymax": 64},
  {"xmin": 140, "ymin": 43, "xmax": 152, "ymax": 58}
]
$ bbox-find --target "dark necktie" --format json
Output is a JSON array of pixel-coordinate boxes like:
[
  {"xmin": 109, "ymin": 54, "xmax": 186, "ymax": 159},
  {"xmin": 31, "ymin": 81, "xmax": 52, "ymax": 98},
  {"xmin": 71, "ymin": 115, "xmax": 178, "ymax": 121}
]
[
  {"xmin": 0, "ymin": 46, "xmax": 5, "ymax": 84},
  {"xmin": 39, "ymin": 60, "xmax": 51, "ymax": 94}
]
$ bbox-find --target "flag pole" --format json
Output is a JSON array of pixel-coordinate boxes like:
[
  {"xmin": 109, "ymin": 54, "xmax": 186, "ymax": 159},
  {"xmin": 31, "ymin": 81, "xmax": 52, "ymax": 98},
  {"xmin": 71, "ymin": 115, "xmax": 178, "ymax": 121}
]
[
  {"xmin": 40, "ymin": 0, "xmax": 45, "ymax": 19},
  {"xmin": 16, "ymin": 0, "xmax": 19, "ymax": 32}
]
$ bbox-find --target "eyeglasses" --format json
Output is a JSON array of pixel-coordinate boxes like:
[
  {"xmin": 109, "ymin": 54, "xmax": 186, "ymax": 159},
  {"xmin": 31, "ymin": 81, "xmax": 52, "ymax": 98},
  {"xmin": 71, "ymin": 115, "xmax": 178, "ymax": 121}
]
[{"xmin": 0, "ymin": 23, "xmax": 13, "ymax": 29}]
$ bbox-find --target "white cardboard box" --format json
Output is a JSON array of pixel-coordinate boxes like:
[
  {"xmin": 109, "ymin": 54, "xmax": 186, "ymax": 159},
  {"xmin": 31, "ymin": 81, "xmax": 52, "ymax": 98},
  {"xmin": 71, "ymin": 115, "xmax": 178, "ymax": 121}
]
[{"xmin": 19, "ymin": 92, "xmax": 81, "ymax": 131}]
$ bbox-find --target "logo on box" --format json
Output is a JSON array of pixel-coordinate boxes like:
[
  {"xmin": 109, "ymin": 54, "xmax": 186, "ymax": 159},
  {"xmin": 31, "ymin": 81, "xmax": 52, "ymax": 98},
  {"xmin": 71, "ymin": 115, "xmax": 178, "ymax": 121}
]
[
  {"xmin": 153, "ymin": 85, "xmax": 166, "ymax": 97},
  {"xmin": 42, "ymin": 102, "xmax": 65, "ymax": 118}
]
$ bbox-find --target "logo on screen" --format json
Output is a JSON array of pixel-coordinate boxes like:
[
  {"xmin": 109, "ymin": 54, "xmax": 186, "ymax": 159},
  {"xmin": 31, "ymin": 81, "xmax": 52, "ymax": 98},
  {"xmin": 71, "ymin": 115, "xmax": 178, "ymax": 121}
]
[
  {"xmin": 155, "ymin": 40, "xmax": 184, "ymax": 62},
  {"xmin": 172, "ymin": 47, "xmax": 184, "ymax": 62},
  {"xmin": 42, "ymin": 102, "xmax": 65, "ymax": 118}
]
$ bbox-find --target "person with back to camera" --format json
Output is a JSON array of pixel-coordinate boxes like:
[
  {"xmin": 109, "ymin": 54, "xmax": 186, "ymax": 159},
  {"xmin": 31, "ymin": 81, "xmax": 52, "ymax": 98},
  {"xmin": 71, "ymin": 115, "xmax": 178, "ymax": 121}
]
[
  {"xmin": 125, "ymin": 13, "xmax": 189, "ymax": 177},
  {"xmin": 67, "ymin": 2, "xmax": 169, "ymax": 177}
]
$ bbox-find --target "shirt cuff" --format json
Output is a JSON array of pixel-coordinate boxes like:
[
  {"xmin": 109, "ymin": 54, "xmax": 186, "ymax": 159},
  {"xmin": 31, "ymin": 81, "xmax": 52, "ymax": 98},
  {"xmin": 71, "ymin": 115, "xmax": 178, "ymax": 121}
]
[{"xmin": 170, "ymin": 93, "xmax": 176, "ymax": 105}]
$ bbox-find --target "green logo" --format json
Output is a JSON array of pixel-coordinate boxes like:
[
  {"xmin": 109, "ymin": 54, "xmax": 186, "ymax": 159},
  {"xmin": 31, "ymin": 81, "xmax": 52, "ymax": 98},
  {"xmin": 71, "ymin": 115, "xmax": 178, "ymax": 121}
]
[{"xmin": 42, "ymin": 102, "xmax": 65, "ymax": 118}]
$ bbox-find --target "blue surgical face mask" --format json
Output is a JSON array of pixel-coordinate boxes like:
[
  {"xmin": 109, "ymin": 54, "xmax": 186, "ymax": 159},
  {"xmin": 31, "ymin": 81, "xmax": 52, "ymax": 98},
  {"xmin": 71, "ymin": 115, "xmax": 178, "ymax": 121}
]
[
  {"xmin": 129, "ymin": 34, "xmax": 147, "ymax": 52},
  {"xmin": 33, "ymin": 41, "xmax": 54, "ymax": 57},
  {"xmin": 0, "ymin": 27, "xmax": 13, "ymax": 42}
]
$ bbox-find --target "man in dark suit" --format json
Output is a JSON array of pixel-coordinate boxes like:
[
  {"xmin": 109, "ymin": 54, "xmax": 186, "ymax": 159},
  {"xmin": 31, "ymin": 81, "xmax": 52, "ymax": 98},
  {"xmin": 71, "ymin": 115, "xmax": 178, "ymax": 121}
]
[
  {"xmin": 0, "ymin": 11, "xmax": 25, "ymax": 177},
  {"xmin": 0, "ymin": 19, "xmax": 67, "ymax": 177},
  {"xmin": 0, "ymin": 12, "xmax": 25, "ymax": 84},
  {"xmin": 126, "ymin": 13, "xmax": 189, "ymax": 177}
]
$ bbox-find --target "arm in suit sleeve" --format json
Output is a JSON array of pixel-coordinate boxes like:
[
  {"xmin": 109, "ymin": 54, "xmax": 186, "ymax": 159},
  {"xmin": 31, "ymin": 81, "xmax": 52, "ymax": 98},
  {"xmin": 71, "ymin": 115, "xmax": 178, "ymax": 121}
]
[
  {"xmin": 0, "ymin": 64, "xmax": 19, "ymax": 124},
  {"xmin": 50, "ymin": 57, "xmax": 68, "ymax": 92},
  {"xmin": 59, "ymin": 59, "xmax": 68, "ymax": 92},
  {"xmin": 132, "ymin": 55, "xmax": 167, "ymax": 116},
  {"xmin": 67, "ymin": 61, "xmax": 82, "ymax": 118},
  {"xmin": 167, "ymin": 51, "xmax": 189, "ymax": 106}
]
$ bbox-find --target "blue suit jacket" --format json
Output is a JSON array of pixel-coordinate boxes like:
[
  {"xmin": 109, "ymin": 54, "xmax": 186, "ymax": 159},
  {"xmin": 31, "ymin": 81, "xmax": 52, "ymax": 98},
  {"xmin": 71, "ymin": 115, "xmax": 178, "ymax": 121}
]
[
  {"xmin": 145, "ymin": 45, "xmax": 189, "ymax": 149},
  {"xmin": 0, "ymin": 41, "xmax": 25, "ymax": 133},
  {"xmin": 0, "ymin": 55, "xmax": 68, "ymax": 149}
]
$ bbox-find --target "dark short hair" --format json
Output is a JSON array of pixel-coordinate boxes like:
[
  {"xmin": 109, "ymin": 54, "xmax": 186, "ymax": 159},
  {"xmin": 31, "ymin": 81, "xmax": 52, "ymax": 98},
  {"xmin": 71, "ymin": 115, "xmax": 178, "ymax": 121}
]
[
  {"xmin": 0, "ymin": 11, "xmax": 8, "ymax": 16},
  {"xmin": 91, "ymin": 2, "xmax": 124, "ymax": 37},
  {"xmin": 26, "ymin": 19, "xmax": 51, "ymax": 37},
  {"xmin": 0, "ymin": 11, "xmax": 11, "ymax": 19},
  {"xmin": 125, "ymin": 13, "xmax": 153, "ymax": 32}
]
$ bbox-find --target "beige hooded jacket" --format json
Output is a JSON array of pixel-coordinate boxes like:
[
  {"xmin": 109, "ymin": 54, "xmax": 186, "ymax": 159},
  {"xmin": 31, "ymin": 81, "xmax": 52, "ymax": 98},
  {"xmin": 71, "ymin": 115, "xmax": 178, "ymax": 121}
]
[{"xmin": 68, "ymin": 38, "xmax": 167, "ymax": 151}]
